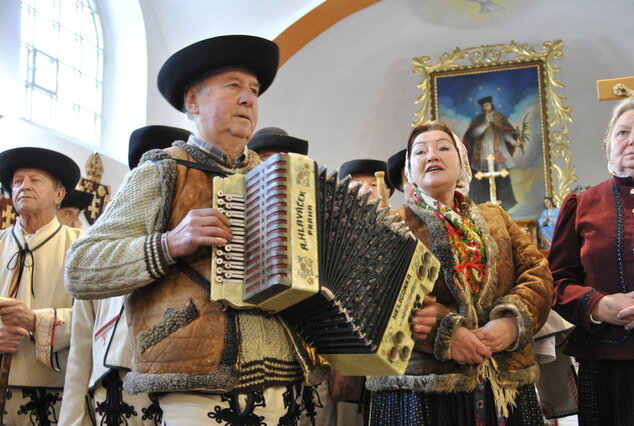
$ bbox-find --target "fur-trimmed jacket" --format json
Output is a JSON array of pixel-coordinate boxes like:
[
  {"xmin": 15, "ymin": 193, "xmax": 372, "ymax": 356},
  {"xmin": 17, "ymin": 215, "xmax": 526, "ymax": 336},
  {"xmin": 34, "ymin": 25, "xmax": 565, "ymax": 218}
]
[{"xmin": 367, "ymin": 201, "xmax": 552, "ymax": 397}]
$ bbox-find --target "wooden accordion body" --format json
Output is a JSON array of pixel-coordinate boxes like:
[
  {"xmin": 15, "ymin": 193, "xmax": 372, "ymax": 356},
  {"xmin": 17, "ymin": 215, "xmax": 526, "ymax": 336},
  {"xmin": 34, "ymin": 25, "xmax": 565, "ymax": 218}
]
[{"xmin": 211, "ymin": 153, "xmax": 440, "ymax": 375}]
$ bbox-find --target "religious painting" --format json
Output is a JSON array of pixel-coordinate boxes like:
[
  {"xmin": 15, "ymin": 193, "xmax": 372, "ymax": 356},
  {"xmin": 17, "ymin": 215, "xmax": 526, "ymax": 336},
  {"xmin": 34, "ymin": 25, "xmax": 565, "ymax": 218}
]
[{"xmin": 412, "ymin": 40, "xmax": 576, "ymax": 221}]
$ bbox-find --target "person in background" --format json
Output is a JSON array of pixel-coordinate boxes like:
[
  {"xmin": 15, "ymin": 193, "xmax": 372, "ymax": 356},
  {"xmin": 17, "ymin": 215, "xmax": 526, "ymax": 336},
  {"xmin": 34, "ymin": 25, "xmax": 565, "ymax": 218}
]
[
  {"xmin": 338, "ymin": 158, "xmax": 394, "ymax": 202},
  {"xmin": 56, "ymin": 190, "xmax": 93, "ymax": 229},
  {"xmin": 367, "ymin": 120, "xmax": 552, "ymax": 425},
  {"xmin": 550, "ymin": 96, "xmax": 634, "ymax": 426},
  {"xmin": 537, "ymin": 196, "xmax": 559, "ymax": 249},
  {"xmin": 250, "ymin": 126, "xmax": 337, "ymax": 426},
  {"xmin": 331, "ymin": 158, "xmax": 395, "ymax": 425},
  {"xmin": 65, "ymin": 35, "xmax": 328, "ymax": 425},
  {"xmin": 248, "ymin": 126, "xmax": 308, "ymax": 161},
  {"xmin": 59, "ymin": 126, "xmax": 191, "ymax": 426},
  {"xmin": 0, "ymin": 147, "xmax": 82, "ymax": 424},
  {"xmin": 387, "ymin": 148, "xmax": 414, "ymax": 200}
]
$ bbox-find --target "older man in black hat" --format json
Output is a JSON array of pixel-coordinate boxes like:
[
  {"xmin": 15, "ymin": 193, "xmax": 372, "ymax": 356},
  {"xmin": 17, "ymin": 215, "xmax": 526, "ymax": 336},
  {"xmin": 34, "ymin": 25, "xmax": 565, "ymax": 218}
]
[
  {"xmin": 66, "ymin": 36, "xmax": 326, "ymax": 424},
  {"xmin": 0, "ymin": 147, "xmax": 82, "ymax": 423},
  {"xmin": 248, "ymin": 126, "xmax": 309, "ymax": 162}
]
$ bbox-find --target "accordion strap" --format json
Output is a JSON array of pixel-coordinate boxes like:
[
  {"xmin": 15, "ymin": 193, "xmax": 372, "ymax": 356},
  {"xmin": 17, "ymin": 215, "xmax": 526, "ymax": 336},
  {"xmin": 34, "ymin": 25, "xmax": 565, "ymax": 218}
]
[
  {"xmin": 172, "ymin": 158, "xmax": 232, "ymax": 178},
  {"xmin": 176, "ymin": 258, "xmax": 211, "ymax": 294}
]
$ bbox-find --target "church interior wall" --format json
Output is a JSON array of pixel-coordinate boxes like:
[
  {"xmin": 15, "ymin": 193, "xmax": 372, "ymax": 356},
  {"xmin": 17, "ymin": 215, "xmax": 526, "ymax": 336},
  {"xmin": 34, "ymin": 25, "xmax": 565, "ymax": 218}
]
[{"xmin": 1, "ymin": 0, "xmax": 633, "ymax": 210}]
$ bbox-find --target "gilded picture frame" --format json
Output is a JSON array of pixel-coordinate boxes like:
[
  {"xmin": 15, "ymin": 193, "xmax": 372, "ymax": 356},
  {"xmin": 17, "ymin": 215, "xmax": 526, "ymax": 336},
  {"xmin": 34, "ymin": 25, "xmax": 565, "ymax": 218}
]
[{"xmin": 412, "ymin": 40, "xmax": 576, "ymax": 220}]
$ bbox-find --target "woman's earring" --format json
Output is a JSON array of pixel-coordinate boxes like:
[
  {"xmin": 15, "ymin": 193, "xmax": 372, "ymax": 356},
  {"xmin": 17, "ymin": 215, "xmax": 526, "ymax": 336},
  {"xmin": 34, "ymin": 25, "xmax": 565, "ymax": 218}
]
[{"xmin": 607, "ymin": 161, "xmax": 618, "ymax": 176}]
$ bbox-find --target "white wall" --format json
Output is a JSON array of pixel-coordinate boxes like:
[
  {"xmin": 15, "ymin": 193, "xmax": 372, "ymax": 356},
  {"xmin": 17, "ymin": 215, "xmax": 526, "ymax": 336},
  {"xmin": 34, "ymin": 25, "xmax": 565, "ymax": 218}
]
[
  {"xmin": 255, "ymin": 0, "xmax": 634, "ymax": 212},
  {"xmin": 2, "ymin": 0, "xmax": 633, "ymax": 213}
]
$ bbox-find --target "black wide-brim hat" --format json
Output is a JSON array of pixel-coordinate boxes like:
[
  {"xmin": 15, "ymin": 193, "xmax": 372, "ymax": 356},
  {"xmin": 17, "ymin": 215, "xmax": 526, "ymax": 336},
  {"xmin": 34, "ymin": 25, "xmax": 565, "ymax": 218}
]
[
  {"xmin": 128, "ymin": 125, "xmax": 193, "ymax": 169},
  {"xmin": 60, "ymin": 189, "xmax": 94, "ymax": 210},
  {"xmin": 338, "ymin": 159, "xmax": 394, "ymax": 194},
  {"xmin": 158, "ymin": 35, "xmax": 280, "ymax": 111},
  {"xmin": 387, "ymin": 149, "xmax": 407, "ymax": 192},
  {"xmin": 478, "ymin": 95, "xmax": 493, "ymax": 105},
  {"xmin": 248, "ymin": 127, "xmax": 308, "ymax": 155},
  {"xmin": 0, "ymin": 147, "xmax": 80, "ymax": 195}
]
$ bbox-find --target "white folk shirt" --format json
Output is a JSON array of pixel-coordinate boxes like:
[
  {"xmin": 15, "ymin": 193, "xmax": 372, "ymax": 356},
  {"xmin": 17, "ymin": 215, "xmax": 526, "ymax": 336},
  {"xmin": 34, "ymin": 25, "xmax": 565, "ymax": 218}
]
[
  {"xmin": 59, "ymin": 295, "xmax": 135, "ymax": 426},
  {"xmin": 0, "ymin": 217, "xmax": 81, "ymax": 388}
]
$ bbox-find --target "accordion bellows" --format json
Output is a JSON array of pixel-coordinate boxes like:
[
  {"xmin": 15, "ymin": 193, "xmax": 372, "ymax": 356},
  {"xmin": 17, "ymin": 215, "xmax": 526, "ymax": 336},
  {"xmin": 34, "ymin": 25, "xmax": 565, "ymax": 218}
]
[{"xmin": 211, "ymin": 153, "xmax": 440, "ymax": 376}]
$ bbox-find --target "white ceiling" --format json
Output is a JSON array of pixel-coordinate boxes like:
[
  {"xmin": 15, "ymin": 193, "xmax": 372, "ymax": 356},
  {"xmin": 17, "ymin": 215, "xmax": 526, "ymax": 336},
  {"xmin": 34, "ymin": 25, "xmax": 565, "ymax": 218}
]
[{"xmin": 141, "ymin": 0, "xmax": 325, "ymax": 53}]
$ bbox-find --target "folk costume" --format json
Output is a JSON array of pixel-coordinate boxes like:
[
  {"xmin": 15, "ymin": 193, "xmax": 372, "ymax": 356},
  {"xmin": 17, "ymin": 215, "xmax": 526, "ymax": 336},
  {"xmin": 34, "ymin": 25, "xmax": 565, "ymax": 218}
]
[
  {"xmin": 66, "ymin": 136, "xmax": 329, "ymax": 423},
  {"xmin": 368, "ymin": 193, "xmax": 551, "ymax": 425},
  {"xmin": 0, "ymin": 218, "xmax": 80, "ymax": 424},
  {"xmin": 65, "ymin": 35, "xmax": 330, "ymax": 424},
  {"xmin": 0, "ymin": 146, "xmax": 83, "ymax": 425},
  {"xmin": 60, "ymin": 127, "xmax": 196, "ymax": 426},
  {"xmin": 368, "ymin": 125, "xmax": 551, "ymax": 425},
  {"xmin": 550, "ymin": 176, "xmax": 634, "ymax": 425},
  {"xmin": 59, "ymin": 297, "xmax": 162, "ymax": 426}
]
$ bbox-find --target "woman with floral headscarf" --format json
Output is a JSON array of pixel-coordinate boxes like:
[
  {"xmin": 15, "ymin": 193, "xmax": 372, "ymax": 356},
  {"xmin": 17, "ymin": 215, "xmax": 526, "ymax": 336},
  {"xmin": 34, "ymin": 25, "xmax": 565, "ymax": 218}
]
[
  {"xmin": 366, "ymin": 121, "xmax": 552, "ymax": 425},
  {"xmin": 550, "ymin": 97, "xmax": 634, "ymax": 426}
]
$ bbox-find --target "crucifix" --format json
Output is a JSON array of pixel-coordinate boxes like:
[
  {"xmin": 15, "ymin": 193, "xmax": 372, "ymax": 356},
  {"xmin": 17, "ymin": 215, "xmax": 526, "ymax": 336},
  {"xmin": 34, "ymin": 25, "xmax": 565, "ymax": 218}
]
[{"xmin": 474, "ymin": 154, "xmax": 509, "ymax": 206}]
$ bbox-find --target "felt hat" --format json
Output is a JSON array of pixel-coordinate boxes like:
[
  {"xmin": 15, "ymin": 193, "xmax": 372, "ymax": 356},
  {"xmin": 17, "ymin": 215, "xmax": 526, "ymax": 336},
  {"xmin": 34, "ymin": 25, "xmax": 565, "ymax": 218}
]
[
  {"xmin": 386, "ymin": 149, "xmax": 407, "ymax": 192},
  {"xmin": 248, "ymin": 127, "xmax": 308, "ymax": 155},
  {"xmin": 338, "ymin": 158, "xmax": 394, "ymax": 193},
  {"xmin": 478, "ymin": 95, "xmax": 493, "ymax": 105},
  {"xmin": 0, "ymin": 147, "xmax": 80, "ymax": 195},
  {"xmin": 60, "ymin": 189, "xmax": 94, "ymax": 210},
  {"xmin": 158, "ymin": 35, "xmax": 279, "ymax": 111},
  {"xmin": 128, "ymin": 125, "xmax": 192, "ymax": 169}
]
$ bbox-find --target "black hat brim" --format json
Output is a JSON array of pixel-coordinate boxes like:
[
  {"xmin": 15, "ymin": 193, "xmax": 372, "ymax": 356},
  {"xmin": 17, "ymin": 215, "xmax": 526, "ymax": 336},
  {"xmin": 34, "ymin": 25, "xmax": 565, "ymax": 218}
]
[
  {"xmin": 128, "ymin": 125, "xmax": 192, "ymax": 169},
  {"xmin": 60, "ymin": 190, "xmax": 94, "ymax": 210},
  {"xmin": 158, "ymin": 35, "xmax": 279, "ymax": 111},
  {"xmin": 387, "ymin": 149, "xmax": 407, "ymax": 192},
  {"xmin": 0, "ymin": 147, "xmax": 80, "ymax": 195},
  {"xmin": 248, "ymin": 134, "xmax": 308, "ymax": 155}
]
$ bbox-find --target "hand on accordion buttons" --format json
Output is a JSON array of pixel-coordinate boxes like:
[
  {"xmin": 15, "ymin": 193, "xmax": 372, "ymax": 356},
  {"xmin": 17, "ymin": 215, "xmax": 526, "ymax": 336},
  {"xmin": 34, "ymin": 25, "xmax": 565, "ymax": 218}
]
[
  {"xmin": 166, "ymin": 208, "xmax": 233, "ymax": 258},
  {"xmin": 411, "ymin": 295, "xmax": 439, "ymax": 342}
]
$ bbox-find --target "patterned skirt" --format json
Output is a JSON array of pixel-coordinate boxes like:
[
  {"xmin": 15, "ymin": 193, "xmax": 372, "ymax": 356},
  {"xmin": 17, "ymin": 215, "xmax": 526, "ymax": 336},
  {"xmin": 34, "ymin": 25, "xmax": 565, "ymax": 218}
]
[
  {"xmin": 577, "ymin": 358, "xmax": 634, "ymax": 426},
  {"xmin": 369, "ymin": 382, "xmax": 543, "ymax": 426}
]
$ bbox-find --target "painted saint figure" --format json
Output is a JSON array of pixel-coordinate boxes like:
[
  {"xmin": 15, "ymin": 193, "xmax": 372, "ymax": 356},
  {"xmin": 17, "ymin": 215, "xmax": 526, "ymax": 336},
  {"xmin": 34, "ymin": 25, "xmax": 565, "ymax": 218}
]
[{"xmin": 463, "ymin": 96, "xmax": 520, "ymax": 210}]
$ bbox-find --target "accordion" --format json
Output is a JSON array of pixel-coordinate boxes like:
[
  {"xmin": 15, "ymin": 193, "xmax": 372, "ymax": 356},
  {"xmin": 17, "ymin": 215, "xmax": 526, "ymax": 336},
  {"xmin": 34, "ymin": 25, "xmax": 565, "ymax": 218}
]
[{"xmin": 210, "ymin": 153, "xmax": 440, "ymax": 375}]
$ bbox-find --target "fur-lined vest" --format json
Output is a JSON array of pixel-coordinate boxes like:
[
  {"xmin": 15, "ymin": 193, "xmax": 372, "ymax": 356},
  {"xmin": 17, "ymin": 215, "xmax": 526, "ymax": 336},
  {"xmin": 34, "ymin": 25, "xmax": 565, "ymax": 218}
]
[
  {"xmin": 125, "ymin": 146, "xmax": 322, "ymax": 394},
  {"xmin": 367, "ymin": 201, "xmax": 552, "ymax": 400}
]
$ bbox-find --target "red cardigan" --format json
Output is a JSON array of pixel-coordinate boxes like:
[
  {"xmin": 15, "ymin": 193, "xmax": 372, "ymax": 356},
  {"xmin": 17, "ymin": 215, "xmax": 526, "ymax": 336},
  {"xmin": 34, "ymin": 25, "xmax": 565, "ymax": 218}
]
[{"xmin": 549, "ymin": 176, "xmax": 634, "ymax": 360}]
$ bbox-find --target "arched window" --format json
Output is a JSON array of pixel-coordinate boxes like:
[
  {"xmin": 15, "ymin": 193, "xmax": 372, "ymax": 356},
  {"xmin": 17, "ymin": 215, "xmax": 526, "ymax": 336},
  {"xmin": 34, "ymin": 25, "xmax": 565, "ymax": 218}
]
[{"xmin": 19, "ymin": 0, "xmax": 104, "ymax": 146}]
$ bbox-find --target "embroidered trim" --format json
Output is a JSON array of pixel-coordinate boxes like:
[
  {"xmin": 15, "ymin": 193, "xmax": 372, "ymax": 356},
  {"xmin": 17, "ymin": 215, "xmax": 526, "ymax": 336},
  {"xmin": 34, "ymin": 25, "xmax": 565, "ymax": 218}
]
[
  {"xmin": 613, "ymin": 183, "xmax": 628, "ymax": 293},
  {"xmin": 137, "ymin": 300, "xmax": 200, "ymax": 352},
  {"xmin": 580, "ymin": 288, "xmax": 598, "ymax": 325}
]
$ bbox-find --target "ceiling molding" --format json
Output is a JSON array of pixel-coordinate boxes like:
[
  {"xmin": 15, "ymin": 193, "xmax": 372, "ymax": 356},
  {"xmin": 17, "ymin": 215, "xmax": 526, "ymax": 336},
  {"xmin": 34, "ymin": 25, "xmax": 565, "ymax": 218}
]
[{"xmin": 274, "ymin": 0, "xmax": 381, "ymax": 67}]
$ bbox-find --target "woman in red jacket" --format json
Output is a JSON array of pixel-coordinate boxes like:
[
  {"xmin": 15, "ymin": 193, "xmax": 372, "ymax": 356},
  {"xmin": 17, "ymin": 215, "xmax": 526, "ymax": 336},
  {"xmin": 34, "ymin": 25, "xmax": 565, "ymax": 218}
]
[{"xmin": 550, "ymin": 96, "xmax": 634, "ymax": 425}]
